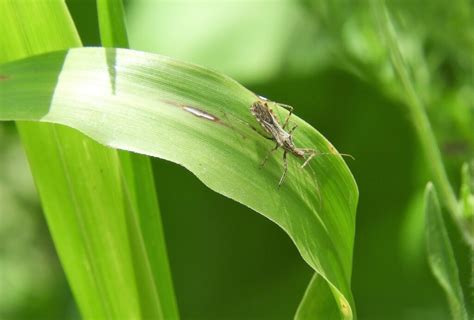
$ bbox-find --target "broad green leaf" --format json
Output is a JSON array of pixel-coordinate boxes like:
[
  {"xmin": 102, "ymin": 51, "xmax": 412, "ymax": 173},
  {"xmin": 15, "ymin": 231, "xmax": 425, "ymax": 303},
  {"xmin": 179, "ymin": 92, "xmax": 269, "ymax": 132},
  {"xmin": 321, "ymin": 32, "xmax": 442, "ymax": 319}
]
[
  {"xmin": 1, "ymin": 1, "xmax": 172, "ymax": 318},
  {"xmin": 424, "ymin": 183, "xmax": 468, "ymax": 320},
  {"xmin": 0, "ymin": 48, "xmax": 358, "ymax": 319}
]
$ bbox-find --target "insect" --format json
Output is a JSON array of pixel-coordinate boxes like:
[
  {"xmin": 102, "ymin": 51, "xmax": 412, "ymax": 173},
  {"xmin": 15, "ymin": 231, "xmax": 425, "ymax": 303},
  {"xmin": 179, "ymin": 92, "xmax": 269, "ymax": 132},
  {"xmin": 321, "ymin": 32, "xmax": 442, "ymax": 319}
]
[{"xmin": 250, "ymin": 98, "xmax": 352, "ymax": 187}]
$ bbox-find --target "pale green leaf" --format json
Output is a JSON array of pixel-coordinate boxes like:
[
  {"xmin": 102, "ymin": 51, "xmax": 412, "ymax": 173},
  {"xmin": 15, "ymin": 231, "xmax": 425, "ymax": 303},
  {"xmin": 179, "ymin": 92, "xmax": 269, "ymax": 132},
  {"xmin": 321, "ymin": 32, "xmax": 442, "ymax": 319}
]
[{"xmin": 0, "ymin": 47, "xmax": 358, "ymax": 319}]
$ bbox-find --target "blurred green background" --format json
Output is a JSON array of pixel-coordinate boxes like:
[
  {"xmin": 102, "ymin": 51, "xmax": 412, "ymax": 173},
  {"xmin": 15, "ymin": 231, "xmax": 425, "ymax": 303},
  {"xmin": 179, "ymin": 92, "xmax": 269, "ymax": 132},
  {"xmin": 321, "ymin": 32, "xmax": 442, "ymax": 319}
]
[{"xmin": 1, "ymin": 0, "xmax": 472, "ymax": 319}]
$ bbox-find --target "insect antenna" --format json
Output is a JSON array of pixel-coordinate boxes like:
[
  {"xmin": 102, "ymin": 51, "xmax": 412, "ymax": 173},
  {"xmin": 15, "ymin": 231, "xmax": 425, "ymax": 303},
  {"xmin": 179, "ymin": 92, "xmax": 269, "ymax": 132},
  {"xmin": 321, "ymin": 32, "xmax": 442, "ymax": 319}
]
[
  {"xmin": 301, "ymin": 150, "xmax": 355, "ymax": 168},
  {"xmin": 330, "ymin": 152, "xmax": 355, "ymax": 160}
]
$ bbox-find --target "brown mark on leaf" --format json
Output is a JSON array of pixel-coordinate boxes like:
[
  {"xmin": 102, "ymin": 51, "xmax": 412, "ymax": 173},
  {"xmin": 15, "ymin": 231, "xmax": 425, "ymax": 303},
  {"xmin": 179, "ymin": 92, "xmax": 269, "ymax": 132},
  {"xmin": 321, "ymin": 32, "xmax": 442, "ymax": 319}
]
[
  {"xmin": 0, "ymin": 75, "xmax": 9, "ymax": 81},
  {"xmin": 161, "ymin": 99, "xmax": 219, "ymax": 122},
  {"xmin": 161, "ymin": 98, "xmax": 248, "ymax": 140},
  {"xmin": 183, "ymin": 106, "xmax": 219, "ymax": 122}
]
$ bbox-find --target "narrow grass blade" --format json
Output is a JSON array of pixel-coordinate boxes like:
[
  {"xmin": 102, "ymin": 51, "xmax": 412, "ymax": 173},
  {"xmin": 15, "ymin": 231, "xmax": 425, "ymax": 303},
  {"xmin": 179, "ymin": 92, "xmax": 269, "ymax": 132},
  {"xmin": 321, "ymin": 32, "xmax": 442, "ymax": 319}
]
[
  {"xmin": 97, "ymin": 0, "xmax": 129, "ymax": 48},
  {"xmin": 0, "ymin": 48, "xmax": 358, "ymax": 318},
  {"xmin": 0, "ymin": 1, "xmax": 164, "ymax": 318},
  {"xmin": 424, "ymin": 183, "xmax": 468, "ymax": 320},
  {"xmin": 95, "ymin": 0, "xmax": 179, "ymax": 318}
]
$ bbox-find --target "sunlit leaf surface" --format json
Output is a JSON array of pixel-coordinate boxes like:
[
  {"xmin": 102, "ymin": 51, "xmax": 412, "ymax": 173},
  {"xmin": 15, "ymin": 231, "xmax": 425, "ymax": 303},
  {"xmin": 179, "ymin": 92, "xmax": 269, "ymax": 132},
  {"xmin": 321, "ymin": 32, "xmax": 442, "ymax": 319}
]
[{"xmin": 0, "ymin": 48, "xmax": 358, "ymax": 319}]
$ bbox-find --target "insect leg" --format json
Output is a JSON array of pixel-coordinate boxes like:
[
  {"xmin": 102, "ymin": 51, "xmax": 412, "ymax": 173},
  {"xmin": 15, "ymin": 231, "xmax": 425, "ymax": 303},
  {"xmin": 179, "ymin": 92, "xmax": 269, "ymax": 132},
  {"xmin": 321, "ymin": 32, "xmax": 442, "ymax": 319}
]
[
  {"xmin": 278, "ymin": 151, "xmax": 288, "ymax": 188},
  {"xmin": 279, "ymin": 103, "xmax": 294, "ymax": 129},
  {"xmin": 300, "ymin": 148, "xmax": 355, "ymax": 163},
  {"xmin": 301, "ymin": 149, "xmax": 316, "ymax": 168},
  {"xmin": 260, "ymin": 143, "xmax": 279, "ymax": 168},
  {"xmin": 289, "ymin": 125, "xmax": 298, "ymax": 134},
  {"xmin": 278, "ymin": 103, "xmax": 294, "ymax": 112},
  {"xmin": 220, "ymin": 109, "xmax": 274, "ymax": 140}
]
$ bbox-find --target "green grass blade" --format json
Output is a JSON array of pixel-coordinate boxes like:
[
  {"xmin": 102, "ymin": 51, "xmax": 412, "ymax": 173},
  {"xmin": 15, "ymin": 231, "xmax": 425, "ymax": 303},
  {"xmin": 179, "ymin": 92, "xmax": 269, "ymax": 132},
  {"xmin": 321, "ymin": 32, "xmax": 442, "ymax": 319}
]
[
  {"xmin": 117, "ymin": 153, "xmax": 178, "ymax": 319},
  {"xmin": 0, "ymin": 1, "xmax": 163, "ymax": 318},
  {"xmin": 97, "ymin": 0, "xmax": 129, "ymax": 48},
  {"xmin": 0, "ymin": 47, "xmax": 358, "ymax": 319},
  {"xmin": 16, "ymin": 127, "xmax": 145, "ymax": 319},
  {"xmin": 95, "ymin": 0, "xmax": 180, "ymax": 318},
  {"xmin": 424, "ymin": 183, "xmax": 468, "ymax": 320}
]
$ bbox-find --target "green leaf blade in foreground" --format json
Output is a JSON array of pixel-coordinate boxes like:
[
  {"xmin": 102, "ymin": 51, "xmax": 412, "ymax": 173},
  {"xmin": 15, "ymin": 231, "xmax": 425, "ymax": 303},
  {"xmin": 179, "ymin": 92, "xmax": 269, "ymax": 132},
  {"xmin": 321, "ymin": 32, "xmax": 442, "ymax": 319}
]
[
  {"xmin": 0, "ymin": 48, "xmax": 358, "ymax": 319},
  {"xmin": 1, "ymin": 1, "xmax": 156, "ymax": 318},
  {"xmin": 424, "ymin": 183, "xmax": 468, "ymax": 320},
  {"xmin": 95, "ymin": 0, "xmax": 180, "ymax": 317}
]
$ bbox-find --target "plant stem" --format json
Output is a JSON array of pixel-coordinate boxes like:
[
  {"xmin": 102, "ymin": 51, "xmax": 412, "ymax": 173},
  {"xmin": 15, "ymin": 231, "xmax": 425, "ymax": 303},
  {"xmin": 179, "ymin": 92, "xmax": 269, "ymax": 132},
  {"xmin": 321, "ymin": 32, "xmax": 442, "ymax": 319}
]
[{"xmin": 374, "ymin": 1, "xmax": 473, "ymax": 247}]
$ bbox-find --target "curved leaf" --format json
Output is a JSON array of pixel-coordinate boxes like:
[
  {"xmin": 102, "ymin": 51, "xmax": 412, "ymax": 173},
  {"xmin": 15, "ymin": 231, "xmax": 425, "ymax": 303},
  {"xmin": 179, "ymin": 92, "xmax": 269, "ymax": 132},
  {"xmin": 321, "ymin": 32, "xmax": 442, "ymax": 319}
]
[{"xmin": 0, "ymin": 48, "xmax": 358, "ymax": 319}]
